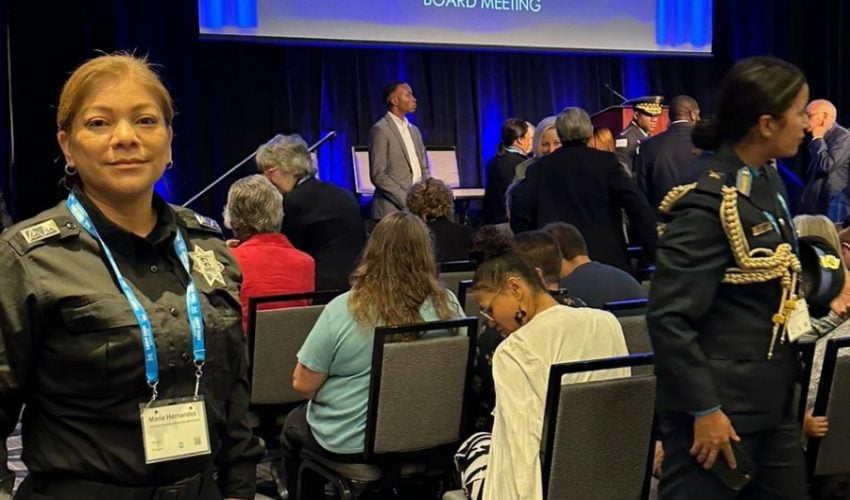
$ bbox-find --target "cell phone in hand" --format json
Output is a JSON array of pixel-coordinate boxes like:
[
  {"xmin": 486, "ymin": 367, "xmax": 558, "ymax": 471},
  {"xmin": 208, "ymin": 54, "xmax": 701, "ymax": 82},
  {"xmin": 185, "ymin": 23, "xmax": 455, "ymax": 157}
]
[{"xmin": 709, "ymin": 441, "xmax": 755, "ymax": 491}]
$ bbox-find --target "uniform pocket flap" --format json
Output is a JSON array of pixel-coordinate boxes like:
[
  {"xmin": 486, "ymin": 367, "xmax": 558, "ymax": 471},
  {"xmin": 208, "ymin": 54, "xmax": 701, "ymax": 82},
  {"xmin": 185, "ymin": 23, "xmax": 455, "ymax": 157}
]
[{"xmin": 60, "ymin": 295, "xmax": 137, "ymax": 333}]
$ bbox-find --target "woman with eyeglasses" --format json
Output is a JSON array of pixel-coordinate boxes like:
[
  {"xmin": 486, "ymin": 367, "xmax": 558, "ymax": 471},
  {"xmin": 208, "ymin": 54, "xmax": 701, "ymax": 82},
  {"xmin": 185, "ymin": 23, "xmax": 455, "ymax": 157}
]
[{"xmin": 454, "ymin": 246, "xmax": 628, "ymax": 500}]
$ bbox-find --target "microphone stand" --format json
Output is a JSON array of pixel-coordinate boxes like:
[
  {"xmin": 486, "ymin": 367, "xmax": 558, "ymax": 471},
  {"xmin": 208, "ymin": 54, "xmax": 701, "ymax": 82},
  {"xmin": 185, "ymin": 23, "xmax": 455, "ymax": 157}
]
[
  {"xmin": 182, "ymin": 131, "xmax": 337, "ymax": 207},
  {"xmin": 309, "ymin": 131, "xmax": 337, "ymax": 152}
]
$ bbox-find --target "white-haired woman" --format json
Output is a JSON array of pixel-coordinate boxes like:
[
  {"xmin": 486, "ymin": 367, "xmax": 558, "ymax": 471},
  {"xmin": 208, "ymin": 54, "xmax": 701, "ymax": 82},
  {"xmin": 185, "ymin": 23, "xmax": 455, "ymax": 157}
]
[
  {"xmin": 256, "ymin": 134, "xmax": 365, "ymax": 291},
  {"xmin": 225, "ymin": 175, "xmax": 315, "ymax": 331}
]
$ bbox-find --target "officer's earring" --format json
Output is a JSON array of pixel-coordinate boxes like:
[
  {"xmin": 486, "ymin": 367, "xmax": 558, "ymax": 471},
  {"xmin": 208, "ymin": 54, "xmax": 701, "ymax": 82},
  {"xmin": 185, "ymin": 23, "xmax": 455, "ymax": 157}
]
[{"xmin": 64, "ymin": 164, "xmax": 77, "ymax": 176}]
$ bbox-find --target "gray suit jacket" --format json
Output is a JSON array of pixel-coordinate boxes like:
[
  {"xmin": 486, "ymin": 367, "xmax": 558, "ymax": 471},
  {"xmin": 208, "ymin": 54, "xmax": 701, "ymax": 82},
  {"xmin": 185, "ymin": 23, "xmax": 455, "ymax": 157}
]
[{"xmin": 368, "ymin": 113, "xmax": 429, "ymax": 219}]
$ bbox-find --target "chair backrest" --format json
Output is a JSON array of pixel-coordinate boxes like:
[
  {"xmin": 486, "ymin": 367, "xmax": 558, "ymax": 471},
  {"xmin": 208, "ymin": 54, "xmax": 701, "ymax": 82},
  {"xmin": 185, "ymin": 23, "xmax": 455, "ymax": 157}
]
[
  {"xmin": 616, "ymin": 316, "xmax": 653, "ymax": 377},
  {"xmin": 603, "ymin": 298, "xmax": 649, "ymax": 317},
  {"xmin": 352, "ymin": 146, "xmax": 375, "ymax": 195},
  {"xmin": 439, "ymin": 271, "xmax": 475, "ymax": 302},
  {"xmin": 807, "ymin": 335, "xmax": 850, "ymax": 476},
  {"xmin": 439, "ymin": 260, "xmax": 476, "ymax": 273},
  {"xmin": 364, "ymin": 317, "xmax": 479, "ymax": 459},
  {"xmin": 457, "ymin": 280, "xmax": 478, "ymax": 318},
  {"xmin": 247, "ymin": 290, "xmax": 342, "ymax": 405},
  {"xmin": 541, "ymin": 353, "xmax": 656, "ymax": 500}
]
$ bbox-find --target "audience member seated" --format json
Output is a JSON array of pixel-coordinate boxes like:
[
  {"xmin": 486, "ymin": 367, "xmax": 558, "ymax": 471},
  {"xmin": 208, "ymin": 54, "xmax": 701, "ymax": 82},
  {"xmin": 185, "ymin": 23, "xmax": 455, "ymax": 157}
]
[
  {"xmin": 544, "ymin": 222, "xmax": 646, "ymax": 308},
  {"xmin": 224, "ymin": 175, "xmax": 315, "ymax": 331},
  {"xmin": 256, "ymin": 134, "xmax": 366, "ymax": 291},
  {"xmin": 468, "ymin": 228, "xmax": 586, "ymax": 433},
  {"xmin": 454, "ymin": 247, "xmax": 629, "ymax": 500},
  {"xmin": 280, "ymin": 212, "xmax": 463, "ymax": 494},
  {"xmin": 407, "ymin": 177, "xmax": 473, "ymax": 262},
  {"xmin": 588, "ymin": 126, "xmax": 615, "ymax": 152},
  {"xmin": 482, "ymin": 118, "xmax": 532, "ymax": 224}
]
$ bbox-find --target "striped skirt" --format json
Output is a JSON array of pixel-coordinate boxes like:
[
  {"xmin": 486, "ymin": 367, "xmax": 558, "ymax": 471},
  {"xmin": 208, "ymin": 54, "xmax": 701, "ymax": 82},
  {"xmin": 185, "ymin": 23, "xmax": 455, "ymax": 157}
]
[{"xmin": 454, "ymin": 432, "xmax": 492, "ymax": 500}]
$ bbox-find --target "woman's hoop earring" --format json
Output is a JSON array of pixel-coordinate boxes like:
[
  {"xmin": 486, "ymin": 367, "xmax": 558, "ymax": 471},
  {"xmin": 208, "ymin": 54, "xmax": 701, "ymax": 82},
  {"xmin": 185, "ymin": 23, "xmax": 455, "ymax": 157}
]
[
  {"xmin": 64, "ymin": 164, "xmax": 77, "ymax": 176},
  {"xmin": 166, "ymin": 161, "xmax": 174, "ymax": 170}
]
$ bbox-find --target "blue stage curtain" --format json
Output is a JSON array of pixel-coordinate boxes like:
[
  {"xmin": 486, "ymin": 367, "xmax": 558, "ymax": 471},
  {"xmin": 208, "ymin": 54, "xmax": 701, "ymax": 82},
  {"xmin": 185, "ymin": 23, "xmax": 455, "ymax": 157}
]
[{"xmin": 0, "ymin": 0, "xmax": 838, "ymax": 221}]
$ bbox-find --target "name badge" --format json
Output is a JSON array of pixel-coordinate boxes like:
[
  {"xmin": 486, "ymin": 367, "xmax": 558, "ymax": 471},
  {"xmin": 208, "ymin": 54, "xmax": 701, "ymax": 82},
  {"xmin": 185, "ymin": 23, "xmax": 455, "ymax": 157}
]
[
  {"xmin": 140, "ymin": 396, "xmax": 211, "ymax": 464},
  {"xmin": 786, "ymin": 299, "xmax": 812, "ymax": 343}
]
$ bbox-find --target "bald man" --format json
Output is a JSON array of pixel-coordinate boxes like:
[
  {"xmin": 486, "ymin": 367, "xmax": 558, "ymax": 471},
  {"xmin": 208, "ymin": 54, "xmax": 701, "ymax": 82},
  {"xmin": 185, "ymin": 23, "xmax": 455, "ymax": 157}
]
[{"xmin": 802, "ymin": 99, "xmax": 850, "ymax": 220}]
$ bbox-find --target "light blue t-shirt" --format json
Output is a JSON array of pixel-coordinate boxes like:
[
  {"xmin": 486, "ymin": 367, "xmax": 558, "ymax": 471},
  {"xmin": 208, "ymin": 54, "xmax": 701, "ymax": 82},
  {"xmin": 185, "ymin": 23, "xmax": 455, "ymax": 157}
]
[{"xmin": 297, "ymin": 290, "xmax": 463, "ymax": 454}]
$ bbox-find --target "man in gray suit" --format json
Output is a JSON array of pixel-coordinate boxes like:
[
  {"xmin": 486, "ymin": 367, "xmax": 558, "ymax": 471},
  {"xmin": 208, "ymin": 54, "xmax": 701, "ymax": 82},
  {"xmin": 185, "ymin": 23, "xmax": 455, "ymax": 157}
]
[{"xmin": 368, "ymin": 80, "xmax": 429, "ymax": 219}]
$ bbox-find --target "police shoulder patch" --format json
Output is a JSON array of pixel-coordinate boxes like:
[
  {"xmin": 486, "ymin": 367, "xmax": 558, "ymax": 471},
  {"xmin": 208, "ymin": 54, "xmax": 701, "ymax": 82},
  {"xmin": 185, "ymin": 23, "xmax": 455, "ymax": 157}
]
[
  {"xmin": 172, "ymin": 206, "xmax": 223, "ymax": 236},
  {"xmin": 194, "ymin": 213, "xmax": 221, "ymax": 232},
  {"xmin": 7, "ymin": 214, "xmax": 81, "ymax": 256},
  {"xmin": 20, "ymin": 220, "xmax": 61, "ymax": 244}
]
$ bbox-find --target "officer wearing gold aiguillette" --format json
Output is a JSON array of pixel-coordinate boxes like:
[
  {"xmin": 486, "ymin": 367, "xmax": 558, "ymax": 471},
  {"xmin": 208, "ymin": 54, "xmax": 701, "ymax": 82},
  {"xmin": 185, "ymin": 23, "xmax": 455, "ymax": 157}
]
[
  {"xmin": 615, "ymin": 95, "xmax": 664, "ymax": 175},
  {"xmin": 647, "ymin": 56, "xmax": 822, "ymax": 500}
]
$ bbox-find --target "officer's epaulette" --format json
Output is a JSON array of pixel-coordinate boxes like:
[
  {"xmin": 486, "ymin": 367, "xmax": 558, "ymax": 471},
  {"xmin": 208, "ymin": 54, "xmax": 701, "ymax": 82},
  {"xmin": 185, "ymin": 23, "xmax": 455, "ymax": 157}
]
[
  {"xmin": 694, "ymin": 168, "xmax": 734, "ymax": 195},
  {"xmin": 173, "ymin": 206, "xmax": 223, "ymax": 235},
  {"xmin": 6, "ymin": 215, "xmax": 81, "ymax": 256}
]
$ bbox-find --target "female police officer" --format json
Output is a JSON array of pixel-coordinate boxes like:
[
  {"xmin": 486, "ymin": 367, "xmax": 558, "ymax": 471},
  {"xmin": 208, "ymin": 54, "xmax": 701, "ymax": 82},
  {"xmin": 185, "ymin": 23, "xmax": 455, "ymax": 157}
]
[
  {"xmin": 648, "ymin": 57, "xmax": 812, "ymax": 499},
  {"xmin": 0, "ymin": 54, "xmax": 262, "ymax": 499}
]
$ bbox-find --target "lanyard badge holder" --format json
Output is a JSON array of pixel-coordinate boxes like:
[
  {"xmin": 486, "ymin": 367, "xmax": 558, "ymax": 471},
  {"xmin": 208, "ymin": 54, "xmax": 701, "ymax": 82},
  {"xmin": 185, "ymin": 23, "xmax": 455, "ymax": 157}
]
[{"xmin": 67, "ymin": 193, "xmax": 212, "ymax": 464}]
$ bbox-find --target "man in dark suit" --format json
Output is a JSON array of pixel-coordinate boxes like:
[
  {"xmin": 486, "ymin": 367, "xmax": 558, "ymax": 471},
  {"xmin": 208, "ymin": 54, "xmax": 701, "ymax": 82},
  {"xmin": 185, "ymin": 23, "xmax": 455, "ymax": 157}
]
[
  {"xmin": 511, "ymin": 107, "xmax": 657, "ymax": 271},
  {"xmin": 616, "ymin": 96, "xmax": 663, "ymax": 175},
  {"xmin": 257, "ymin": 134, "xmax": 366, "ymax": 291},
  {"xmin": 634, "ymin": 95, "xmax": 702, "ymax": 208},
  {"xmin": 368, "ymin": 81, "xmax": 429, "ymax": 220},
  {"xmin": 801, "ymin": 99, "xmax": 850, "ymax": 221}
]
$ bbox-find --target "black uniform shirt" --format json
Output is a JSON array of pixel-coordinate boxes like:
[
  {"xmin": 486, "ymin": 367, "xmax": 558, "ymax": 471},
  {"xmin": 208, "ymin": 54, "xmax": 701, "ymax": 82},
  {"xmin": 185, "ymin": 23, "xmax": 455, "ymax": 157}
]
[{"xmin": 0, "ymin": 190, "xmax": 263, "ymax": 497}]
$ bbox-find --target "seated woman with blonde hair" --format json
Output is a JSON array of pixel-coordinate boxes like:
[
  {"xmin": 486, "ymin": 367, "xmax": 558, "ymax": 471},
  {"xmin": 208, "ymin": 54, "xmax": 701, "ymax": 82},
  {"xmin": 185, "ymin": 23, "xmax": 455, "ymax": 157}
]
[{"xmin": 280, "ymin": 211, "xmax": 464, "ymax": 493}]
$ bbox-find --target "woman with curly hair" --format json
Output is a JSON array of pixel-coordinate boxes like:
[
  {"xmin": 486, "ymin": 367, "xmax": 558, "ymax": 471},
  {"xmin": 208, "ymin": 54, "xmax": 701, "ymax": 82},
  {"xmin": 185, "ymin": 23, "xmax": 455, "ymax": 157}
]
[
  {"xmin": 280, "ymin": 211, "xmax": 463, "ymax": 491},
  {"xmin": 407, "ymin": 178, "xmax": 473, "ymax": 261}
]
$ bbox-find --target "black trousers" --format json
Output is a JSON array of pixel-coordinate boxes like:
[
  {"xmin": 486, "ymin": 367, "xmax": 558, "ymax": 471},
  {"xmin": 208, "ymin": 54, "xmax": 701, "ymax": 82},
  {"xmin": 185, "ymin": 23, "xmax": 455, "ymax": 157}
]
[
  {"xmin": 658, "ymin": 413, "xmax": 808, "ymax": 500},
  {"xmin": 280, "ymin": 403, "xmax": 363, "ymax": 493},
  {"xmin": 15, "ymin": 470, "xmax": 220, "ymax": 500}
]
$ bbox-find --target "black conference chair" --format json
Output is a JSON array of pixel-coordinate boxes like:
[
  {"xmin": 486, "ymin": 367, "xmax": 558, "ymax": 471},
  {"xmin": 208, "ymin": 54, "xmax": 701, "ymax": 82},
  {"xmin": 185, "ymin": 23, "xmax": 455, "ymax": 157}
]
[
  {"xmin": 246, "ymin": 289, "xmax": 342, "ymax": 498},
  {"xmin": 801, "ymin": 335, "xmax": 850, "ymax": 488},
  {"xmin": 540, "ymin": 353, "xmax": 657, "ymax": 500},
  {"xmin": 603, "ymin": 298, "xmax": 649, "ymax": 317},
  {"xmin": 297, "ymin": 317, "xmax": 479, "ymax": 500}
]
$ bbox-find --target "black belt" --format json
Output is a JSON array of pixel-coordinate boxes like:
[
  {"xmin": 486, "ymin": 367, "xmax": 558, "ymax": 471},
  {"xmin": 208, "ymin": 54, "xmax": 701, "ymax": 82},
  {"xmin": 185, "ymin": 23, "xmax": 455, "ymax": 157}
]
[{"xmin": 25, "ymin": 471, "xmax": 212, "ymax": 500}]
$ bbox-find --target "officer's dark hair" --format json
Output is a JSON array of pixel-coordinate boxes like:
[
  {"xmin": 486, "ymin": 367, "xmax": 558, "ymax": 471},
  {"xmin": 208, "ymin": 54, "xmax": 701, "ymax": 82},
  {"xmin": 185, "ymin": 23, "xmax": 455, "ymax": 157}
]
[
  {"xmin": 382, "ymin": 80, "xmax": 406, "ymax": 106},
  {"xmin": 669, "ymin": 95, "xmax": 699, "ymax": 121},
  {"xmin": 542, "ymin": 222, "xmax": 588, "ymax": 260},
  {"xmin": 515, "ymin": 231, "xmax": 563, "ymax": 286},
  {"xmin": 693, "ymin": 57, "xmax": 806, "ymax": 150},
  {"xmin": 497, "ymin": 118, "xmax": 529, "ymax": 155}
]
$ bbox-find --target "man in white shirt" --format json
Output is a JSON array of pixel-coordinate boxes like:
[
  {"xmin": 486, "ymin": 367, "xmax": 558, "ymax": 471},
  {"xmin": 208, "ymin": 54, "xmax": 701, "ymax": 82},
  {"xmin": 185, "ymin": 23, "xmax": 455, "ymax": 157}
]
[{"xmin": 368, "ymin": 81, "xmax": 429, "ymax": 220}]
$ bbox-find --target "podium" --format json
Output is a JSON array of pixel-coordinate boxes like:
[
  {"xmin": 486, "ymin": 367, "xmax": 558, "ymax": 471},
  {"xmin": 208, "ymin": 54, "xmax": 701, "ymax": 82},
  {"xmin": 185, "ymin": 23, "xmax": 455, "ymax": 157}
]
[{"xmin": 590, "ymin": 105, "xmax": 670, "ymax": 137}]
